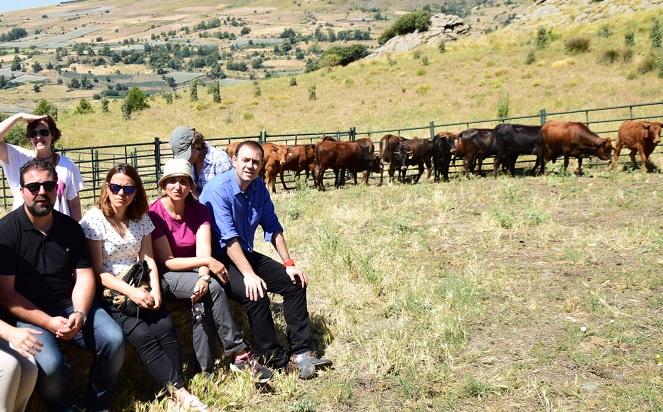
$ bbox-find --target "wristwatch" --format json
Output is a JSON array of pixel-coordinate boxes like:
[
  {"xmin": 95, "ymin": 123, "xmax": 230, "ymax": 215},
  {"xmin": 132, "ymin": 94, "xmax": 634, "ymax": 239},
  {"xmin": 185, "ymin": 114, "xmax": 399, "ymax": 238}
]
[
  {"xmin": 72, "ymin": 310, "xmax": 87, "ymax": 326},
  {"xmin": 199, "ymin": 273, "xmax": 212, "ymax": 283}
]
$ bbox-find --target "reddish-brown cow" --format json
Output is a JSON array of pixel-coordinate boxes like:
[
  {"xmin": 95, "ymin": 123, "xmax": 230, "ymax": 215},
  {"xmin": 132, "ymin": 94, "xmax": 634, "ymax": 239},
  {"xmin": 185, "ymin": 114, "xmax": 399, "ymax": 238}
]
[
  {"xmin": 261, "ymin": 142, "xmax": 288, "ymax": 193},
  {"xmin": 613, "ymin": 120, "xmax": 662, "ymax": 172},
  {"xmin": 541, "ymin": 121, "xmax": 613, "ymax": 175},
  {"xmin": 315, "ymin": 140, "xmax": 381, "ymax": 191},
  {"xmin": 280, "ymin": 144, "xmax": 317, "ymax": 189}
]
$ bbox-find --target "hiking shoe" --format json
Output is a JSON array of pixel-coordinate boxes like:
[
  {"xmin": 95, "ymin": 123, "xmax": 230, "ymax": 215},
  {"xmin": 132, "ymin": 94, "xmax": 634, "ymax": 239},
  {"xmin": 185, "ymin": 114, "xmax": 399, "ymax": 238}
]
[
  {"xmin": 230, "ymin": 352, "xmax": 273, "ymax": 384},
  {"xmin": 289, "ymin": 351, "xmax": 333, "ymax": 380}
]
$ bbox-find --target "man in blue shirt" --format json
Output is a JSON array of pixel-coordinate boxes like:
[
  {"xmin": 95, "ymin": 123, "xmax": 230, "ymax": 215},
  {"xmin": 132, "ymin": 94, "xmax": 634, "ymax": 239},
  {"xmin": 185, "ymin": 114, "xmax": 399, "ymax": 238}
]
[{"xmin": 200, "ymin": 141, "xmax": 331, "ymax": 379}]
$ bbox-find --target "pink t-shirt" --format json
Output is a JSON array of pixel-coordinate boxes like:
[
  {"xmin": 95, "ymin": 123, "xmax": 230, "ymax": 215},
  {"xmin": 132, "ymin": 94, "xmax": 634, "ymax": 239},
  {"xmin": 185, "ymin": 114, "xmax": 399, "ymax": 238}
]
[{"xmin": 148, "ymin": 198, "xmax": 211, "ymax": 258}]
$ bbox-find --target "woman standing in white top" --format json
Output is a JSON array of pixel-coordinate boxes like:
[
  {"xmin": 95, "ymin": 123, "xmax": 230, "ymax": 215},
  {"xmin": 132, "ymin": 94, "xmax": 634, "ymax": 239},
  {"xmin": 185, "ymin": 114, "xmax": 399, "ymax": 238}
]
[{"xmin": 0, "ymin": 113, "xmax": 83, "ymax": 220}]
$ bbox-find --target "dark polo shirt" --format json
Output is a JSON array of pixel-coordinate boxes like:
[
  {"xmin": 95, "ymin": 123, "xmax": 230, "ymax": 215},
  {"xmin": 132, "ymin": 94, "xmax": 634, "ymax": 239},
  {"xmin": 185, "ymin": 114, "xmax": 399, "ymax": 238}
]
[{"xmin": 0, "ymin": 207, "xmax": 92, "ymax": 316}]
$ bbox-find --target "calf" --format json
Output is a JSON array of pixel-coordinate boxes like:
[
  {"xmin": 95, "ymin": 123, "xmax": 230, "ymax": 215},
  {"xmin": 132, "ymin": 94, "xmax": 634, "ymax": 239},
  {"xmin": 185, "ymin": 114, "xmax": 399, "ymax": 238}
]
[
  {"xmin": 315, "ymin": 140, "xmax": 381, "ymax": 191},
  {"xmin": 541, "ymin": 121, "xmax": 613, "ymax": 175},
  {"xmin": 432, "ymin": 132, "xmax": 458, "ymax": 182},
  {"xmin": 261, "ymin": 142, "xmax": 288, "ymax": 193},
  {"xmin": 613, "ymin": 120, "xmax": 662, "ymax": 172},
  {"xmin": 493, "ymin": 124, "xmax": 544, "ymax": 177}
]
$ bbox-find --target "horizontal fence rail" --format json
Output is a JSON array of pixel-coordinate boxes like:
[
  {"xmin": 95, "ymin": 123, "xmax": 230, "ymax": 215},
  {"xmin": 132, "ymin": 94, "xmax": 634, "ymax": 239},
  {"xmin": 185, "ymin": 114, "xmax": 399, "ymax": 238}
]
[{"xmin": 1, "ymin": 101, "xmax": 662, "ymax": 209}]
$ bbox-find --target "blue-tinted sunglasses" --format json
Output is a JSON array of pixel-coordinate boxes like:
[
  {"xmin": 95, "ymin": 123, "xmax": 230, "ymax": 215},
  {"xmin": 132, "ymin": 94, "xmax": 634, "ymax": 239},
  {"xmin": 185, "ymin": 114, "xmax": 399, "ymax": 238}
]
[{"xmin": 108, "ymin": 183, "xmax": 136, "ymax": 195}]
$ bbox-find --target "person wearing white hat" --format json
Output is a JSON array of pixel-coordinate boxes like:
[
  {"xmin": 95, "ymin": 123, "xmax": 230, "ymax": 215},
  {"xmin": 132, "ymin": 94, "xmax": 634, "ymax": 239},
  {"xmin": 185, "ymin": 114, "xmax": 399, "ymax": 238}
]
[
  {"xmin": 149, "ymin": 158, "xmax": 272, "ymax": 383},
  {"xmin": 169, "ymin": 127, "xmax": 232, "ymax": 194}
]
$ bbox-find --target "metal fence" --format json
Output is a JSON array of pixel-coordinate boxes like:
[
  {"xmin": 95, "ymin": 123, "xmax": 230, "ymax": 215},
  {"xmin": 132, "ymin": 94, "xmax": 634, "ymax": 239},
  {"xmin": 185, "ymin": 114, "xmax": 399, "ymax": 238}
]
[{"xmin": 1, "ymin": 101, "xmax": 662, "ymax": 209}]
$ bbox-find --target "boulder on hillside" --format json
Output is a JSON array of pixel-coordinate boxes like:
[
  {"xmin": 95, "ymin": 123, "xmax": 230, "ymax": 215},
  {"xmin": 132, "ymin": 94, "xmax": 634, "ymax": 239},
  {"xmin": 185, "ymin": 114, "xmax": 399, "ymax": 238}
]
[{"xmin": 368, "ymin": 13, "xmax": 470, "ymax": 59}]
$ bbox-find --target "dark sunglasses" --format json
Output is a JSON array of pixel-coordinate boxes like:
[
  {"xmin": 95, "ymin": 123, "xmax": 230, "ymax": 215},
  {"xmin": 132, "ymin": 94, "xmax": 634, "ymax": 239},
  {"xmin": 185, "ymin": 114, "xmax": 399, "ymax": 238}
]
[
  {"xmin": 28, "ymin": 129, "xmax": 51, "ymax": 138},
  {"xmin": 108, "ymin": 183, "xmax": 136, "ymax": 195},
  {"xmin": 22, "ymin": 181, "xmax": 57, "ymax": 194}
]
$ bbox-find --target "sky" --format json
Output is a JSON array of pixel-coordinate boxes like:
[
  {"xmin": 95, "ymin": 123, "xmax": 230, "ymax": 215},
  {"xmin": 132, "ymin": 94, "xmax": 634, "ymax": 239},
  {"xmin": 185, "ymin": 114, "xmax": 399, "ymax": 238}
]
[{"xmin": 0, "ymin": 0, "xmax": 62, "ymax": 13}]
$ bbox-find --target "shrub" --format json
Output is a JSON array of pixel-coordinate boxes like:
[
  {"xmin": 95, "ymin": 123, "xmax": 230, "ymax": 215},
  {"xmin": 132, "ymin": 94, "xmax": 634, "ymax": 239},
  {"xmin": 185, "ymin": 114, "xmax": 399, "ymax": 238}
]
[
  {"xmin": 308, "ymin": 84, "xmax": 316, "ymax": 101},
  {"xmin": 209, "ymin": 81, "xmax": 221, "ymax": 103},
  {"xmin": 637, "ymin": 53, "xmax": 657, "ymax": 74},
  {"xmin": 101, "ymin": 98, "xmax": 109, "ymax": 112},
  {"xmin": 438, "ymin": 42, "xmax": 446, "ymax": 53},
  {"xmin": 622, "ymin": 48, "xmax": 633, "ymax": 62},
  {"xmin": 526, "ymin": 50, "xmax": 535, "ymax": 65},
  {"xmin": 600, "ymin": 48, "xmax": 620, "ymax": 64},
  {"xmin": 33, "ymin": 84, "xmax": 41, "ymax": 93},
  {"xmin": 564, "ymin": 37, "xmax": 590, "ymax": 54},
  {"xmin": 289, "ymin": 76, "xmax": 297, "ymax": 86},
  {"xmin": 74, "ymin": 98, "xmax": 94, "ymax": 114},
  {"xmin": 162, "ymin": 92, "xmax": 173, "ymax": 105},
  {"xmin": 34, "ymin": 99, "xmax": 57, "ymax": 119},
  {"xmin": 319, "ymin": 45, "xmax": 368, "ymax": 67},
  {"xmin": 598, "ymin": 25, "xmax": 611, "ymax": 38},
  {"xmin": 253, "ymin": 81, "xmax": 261, "ymax": 97},
  {"xmin": 651, "ymin": 19, "xmax": 662, "ymax": 49},
  {"xmin": 497, "ymin": 93, "xmax": 509, "ymax": 120},
  {"xmin": 422, "ymin": 56, "xmax": 429, "ymax": 66},
  {"xmin": 624, "ymin": 31, "xmax": 635, "ymax": 47},
  {"xmin": 378, "ymin": 10, "xmax": 431, "ymax": 45},
  {"xmin": 536, "ymin": 27, "xmax": 552, "ymax": 49},
  {"xmin": 190, "ymin": 79, "xmax": 198, "ymax": 101}
]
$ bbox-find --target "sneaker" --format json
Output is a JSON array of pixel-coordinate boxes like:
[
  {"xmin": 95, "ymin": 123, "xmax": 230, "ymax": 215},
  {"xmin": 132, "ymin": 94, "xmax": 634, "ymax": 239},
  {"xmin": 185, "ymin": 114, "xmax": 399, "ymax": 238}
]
[
  {"xmin": 230, "ymin": 351, "xmax": 273, "ymax": 384},
  {"xmin": 289, "ymin": 351, "xmax": 333, "ymax": 380}
]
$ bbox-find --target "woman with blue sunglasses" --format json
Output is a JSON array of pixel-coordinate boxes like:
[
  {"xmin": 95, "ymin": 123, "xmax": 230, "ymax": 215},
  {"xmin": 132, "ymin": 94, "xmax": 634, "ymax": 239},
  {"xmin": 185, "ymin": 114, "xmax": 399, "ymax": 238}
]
[
  {"xmin": 0, "ymin": 113, "xmax": 83, "ymax": 220},
  {"xmin": 80, "ymin": 164, "xmax": 207, "ymax": 411}
]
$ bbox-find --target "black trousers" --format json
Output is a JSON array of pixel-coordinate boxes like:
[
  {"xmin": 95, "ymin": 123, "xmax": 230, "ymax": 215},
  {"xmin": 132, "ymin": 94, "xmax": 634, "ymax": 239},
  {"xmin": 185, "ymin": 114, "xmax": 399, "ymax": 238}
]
[
  {"xmin": 220, "ymin": 250, "xmax": 312, "ymax": 369},
  {"xmin": 109, "ymin": 305, "xmax": 185, "ymax": 390}
]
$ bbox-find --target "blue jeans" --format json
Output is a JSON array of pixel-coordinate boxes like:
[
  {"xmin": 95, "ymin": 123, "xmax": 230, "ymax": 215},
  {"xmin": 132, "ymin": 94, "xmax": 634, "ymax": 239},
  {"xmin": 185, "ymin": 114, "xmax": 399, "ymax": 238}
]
[{"xmin": 17, "ymin": 304, "xmax": 125, "ymax": 412}]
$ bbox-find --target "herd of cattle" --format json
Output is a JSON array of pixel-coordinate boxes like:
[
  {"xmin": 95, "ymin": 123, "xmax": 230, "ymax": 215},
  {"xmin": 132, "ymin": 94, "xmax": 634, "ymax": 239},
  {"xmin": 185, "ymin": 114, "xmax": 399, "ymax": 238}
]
[{"xmin": 228, "ymin": 119, "xmax": 662, "ymax": 192}]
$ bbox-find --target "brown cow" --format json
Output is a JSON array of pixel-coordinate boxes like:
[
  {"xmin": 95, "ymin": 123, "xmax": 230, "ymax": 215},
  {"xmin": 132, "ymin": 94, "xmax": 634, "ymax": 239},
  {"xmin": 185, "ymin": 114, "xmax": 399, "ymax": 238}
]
[
  {"xmin": 613, "ymin": 120, "xmax": 662, "ymax": 172},
  {"xmin": 280, "ymin": 144, "xmax": 317, "ymax": 189},
  {"xmin": 315, "ymin": 140, "xmax": 381, "ymax": 191},
  {"xmin": 261, "ymin": 142, "xmax": 288, "ymax": 193},
  {"xmin": 459, "ymin": 128, "xmax": 497, "ymax": 175},
  {"xmin": 226, "ymin": 141, "xmax": 239, "ymax": 158},
  {"xmin": 541, "ymin": 121, "xmax": 613, "ymax": 175},
  {"xmin": 379, "ymin": 134, "xmax": 408, "ymax": 183}
]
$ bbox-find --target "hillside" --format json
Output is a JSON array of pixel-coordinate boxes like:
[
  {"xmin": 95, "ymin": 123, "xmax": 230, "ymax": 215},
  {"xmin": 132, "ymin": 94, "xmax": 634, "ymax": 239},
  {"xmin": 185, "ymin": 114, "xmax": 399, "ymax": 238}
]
[{"xmin": 22, "ymin": 5, "xmax": 662, "ymax": 147}]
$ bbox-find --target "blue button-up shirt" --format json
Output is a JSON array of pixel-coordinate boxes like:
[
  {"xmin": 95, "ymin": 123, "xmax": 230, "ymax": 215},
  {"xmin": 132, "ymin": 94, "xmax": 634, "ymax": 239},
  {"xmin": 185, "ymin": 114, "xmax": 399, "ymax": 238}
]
[
  {"xmin": 199, "ymin": 169, "xmax": 284, "ymax": 253},
  {"xmin": 195, "ymin": 143, "xmax": 233, "ymax": 191}
]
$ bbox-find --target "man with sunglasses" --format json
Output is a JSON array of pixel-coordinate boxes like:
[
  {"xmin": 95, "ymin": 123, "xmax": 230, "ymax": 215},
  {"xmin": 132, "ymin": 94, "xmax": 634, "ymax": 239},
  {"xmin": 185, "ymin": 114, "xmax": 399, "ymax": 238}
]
[
  {"xmin": 0, "ymin": 159, "xmax": 125, "ymax": 412},
  {"xmin": 0, "ymin": 112, "xmax": 84, "ymax": 220}
]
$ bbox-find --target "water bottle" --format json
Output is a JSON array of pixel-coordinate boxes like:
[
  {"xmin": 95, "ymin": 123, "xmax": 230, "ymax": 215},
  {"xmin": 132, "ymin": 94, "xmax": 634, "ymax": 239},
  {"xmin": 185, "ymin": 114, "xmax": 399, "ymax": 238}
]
[{"xmin": 192, "ymin": 302, "xmax": 204, "ymax": 323}]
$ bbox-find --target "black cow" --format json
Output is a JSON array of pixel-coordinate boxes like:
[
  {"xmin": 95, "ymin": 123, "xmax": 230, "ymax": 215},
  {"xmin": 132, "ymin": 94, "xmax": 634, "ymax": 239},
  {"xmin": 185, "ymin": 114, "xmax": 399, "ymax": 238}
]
[
  {"xmin": 493, "ymin": 124, "xmax": 544, "ymax": 177},
  {"xmin": 398, "ymin": 138, "xmax": 433, "ymax": 183},
  {"xmin": 432, "ymin": 132, "xmax": 458, "ymax": 182}
]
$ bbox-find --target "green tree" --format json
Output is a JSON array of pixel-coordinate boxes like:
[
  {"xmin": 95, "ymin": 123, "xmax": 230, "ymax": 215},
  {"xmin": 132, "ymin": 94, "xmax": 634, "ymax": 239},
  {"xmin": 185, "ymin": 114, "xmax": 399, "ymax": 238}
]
[
  {"xmin": 33, "ymin": 83, "xmax": 41, "ymax": 92},
  {"xmin": 11, "ymin": 55, "xmax": 21, "ymax": 71},
  {"xmin": 32, "ymin": 62, "xmax": 43, "ymax": 73},
  {"xmin": 101, "ymin": 98, "xmax": 110, "ymax": 113},
  {"xmin": 0, "ymin": 114, "xmax": 27, "ymax": 146},
  {"xmin": 34, "ymin": 99, "xmax": 58, "ymax": 119},
  {"xmin": 190, "ymin": 79, "xmax": 198, "ymax": 101},
  {"xmin": 74, "ymin": 98, "xmax": 94, "ymax": 114},
  {"xmin": 210, "ymin": 81, "xmax": 221, "ymax": 103},
  {"xmin": 121, "ymin": 101, "xmax": 131, "ymax": 120},
  {"xmin": 124, "ymin": 87, "xmax": 150, "ymax": 114}
]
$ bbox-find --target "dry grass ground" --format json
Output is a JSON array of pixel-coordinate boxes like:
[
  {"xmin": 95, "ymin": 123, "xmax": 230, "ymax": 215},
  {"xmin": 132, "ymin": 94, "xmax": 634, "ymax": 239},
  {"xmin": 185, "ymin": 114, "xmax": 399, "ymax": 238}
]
[{"xmin": 105, "ymin": 167, "xmax": 662, "ymax": 411}]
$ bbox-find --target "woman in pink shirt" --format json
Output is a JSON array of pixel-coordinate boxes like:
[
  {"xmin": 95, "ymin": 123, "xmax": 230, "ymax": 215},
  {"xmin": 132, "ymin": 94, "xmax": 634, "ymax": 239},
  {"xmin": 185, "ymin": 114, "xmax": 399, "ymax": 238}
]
[{"xmin": 149, "ymin": 158, "xmax": 272, "ymax": 383}]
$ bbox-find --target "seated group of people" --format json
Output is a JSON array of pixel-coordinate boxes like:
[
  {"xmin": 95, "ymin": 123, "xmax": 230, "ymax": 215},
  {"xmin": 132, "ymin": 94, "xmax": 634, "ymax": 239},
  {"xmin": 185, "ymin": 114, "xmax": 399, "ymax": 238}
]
[{"xmin": 0, "ymin": 114, "xmax": 331, "ymax": 412}]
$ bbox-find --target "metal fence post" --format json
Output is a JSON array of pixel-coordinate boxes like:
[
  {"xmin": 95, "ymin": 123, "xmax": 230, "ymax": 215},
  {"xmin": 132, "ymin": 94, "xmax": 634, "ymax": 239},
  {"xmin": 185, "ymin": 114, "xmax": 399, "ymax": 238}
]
[
  {"xmin": 349, "ymin": 127, "xmax": 356, "ymax": 141},
  {"xmin": 429, "ymin": 121, "xmax": 435, "ymax": 139},
  {"xmin": 154, "ymin": 137, "xmax": 161, "ymax": 184},
  {"xmin": 92, "ymin": 149, "xmax": 99, "ymax": 200},
  {"xmin": 539, "ymin": 109, "xmax": 547, "ymax": 125},
  {"xmin": 259, "ymin": 130, "xmax": 266, "ymax": 144}
]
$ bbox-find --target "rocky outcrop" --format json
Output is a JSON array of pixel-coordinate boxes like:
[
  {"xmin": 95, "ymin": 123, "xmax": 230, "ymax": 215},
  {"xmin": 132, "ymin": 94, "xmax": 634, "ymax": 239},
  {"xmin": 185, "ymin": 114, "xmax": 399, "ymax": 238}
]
[{"xmin": 368, "ymin": 14, "xmax": 470, "ymax": 58}]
